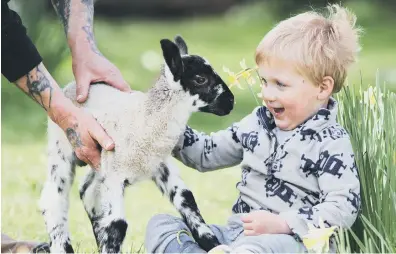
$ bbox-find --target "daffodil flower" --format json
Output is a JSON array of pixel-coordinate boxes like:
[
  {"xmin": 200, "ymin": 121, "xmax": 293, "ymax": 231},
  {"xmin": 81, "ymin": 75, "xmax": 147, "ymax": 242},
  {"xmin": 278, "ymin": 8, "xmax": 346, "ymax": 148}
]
[
  {"xmin": 223, "ymin": 60, "xmax": 261, "ymax": 105},
  {"xmin": 302, "ymin": 218, "xmax": 337, "ymax": 253},
  {"xmin": 223, "ymin": 66, "xmax": 242, "ymax": 89},
  {"xmin": 361, "ymin": 86, "xmax": 383, "ymax": 108}
]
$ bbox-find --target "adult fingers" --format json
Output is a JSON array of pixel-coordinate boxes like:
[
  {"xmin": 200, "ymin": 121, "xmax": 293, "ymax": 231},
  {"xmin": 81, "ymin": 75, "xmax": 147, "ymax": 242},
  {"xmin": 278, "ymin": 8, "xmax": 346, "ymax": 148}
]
[
  {"xmin": 87, "ymin": 121, "xmax": 115, "ymax": 151},
  {"xmin": 75, "ymin": 75, "xmax": 91, "ymax": 103},
  {"xmin": 105, "ymin": 72, "xmax": 131, "ymax": 92}
]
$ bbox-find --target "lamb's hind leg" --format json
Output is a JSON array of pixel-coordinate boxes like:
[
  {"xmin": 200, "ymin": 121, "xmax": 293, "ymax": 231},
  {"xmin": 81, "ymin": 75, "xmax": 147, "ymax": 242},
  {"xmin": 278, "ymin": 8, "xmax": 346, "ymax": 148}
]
[
  {"xmin": 39, "ymin": 122, "xmax": 77, "ymax": 253},
  {"xmin": 80, "ymin": 172, "xmax": 127, "ymax": 253},
  {"xmin": 152, "ymin": 157, "xmax": 220, "ymax": 252}
]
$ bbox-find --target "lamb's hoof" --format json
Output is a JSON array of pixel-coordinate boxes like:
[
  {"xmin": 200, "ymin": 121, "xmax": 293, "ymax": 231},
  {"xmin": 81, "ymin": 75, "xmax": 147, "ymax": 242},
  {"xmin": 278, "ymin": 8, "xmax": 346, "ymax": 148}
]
[{"xmin": 196, "ymin": 234, "xmax": 221, "ymax": 252}]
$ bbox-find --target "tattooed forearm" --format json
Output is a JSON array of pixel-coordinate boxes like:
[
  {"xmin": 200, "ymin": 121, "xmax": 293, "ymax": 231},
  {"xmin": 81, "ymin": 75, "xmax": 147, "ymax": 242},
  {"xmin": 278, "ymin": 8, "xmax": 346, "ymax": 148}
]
[
  {"xmin": 66, "ymin": 124, "xmax": 83, "ymax": 148},
  {"xmin": 16, "ymin": 66, "xmax": 53, "ymax": 111},
  {"xmin": 82, "ymin": 24, "xmax": 103, "ymax": 56},
  {"xmin": 80, "ymin": 0, "xmax": 103, "ymax": 56},
  {"xmin": 51, "ymin": 0, "xmax": 71, "ymax": 35}
]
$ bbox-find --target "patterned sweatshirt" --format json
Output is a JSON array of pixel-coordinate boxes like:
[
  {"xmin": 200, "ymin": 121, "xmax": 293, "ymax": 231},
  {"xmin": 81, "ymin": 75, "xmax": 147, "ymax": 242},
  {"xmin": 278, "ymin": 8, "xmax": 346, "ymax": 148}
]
[{"xmin": 172, "ymin": 97, "xmax": 361, "ymax": 242}]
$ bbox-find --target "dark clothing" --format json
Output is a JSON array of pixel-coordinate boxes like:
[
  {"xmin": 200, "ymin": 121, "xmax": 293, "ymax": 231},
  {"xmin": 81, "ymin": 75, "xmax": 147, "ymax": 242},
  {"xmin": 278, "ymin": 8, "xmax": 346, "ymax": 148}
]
[{"xmin": 1, "ymin": 0, "xmax": 42, "ymax": 82}]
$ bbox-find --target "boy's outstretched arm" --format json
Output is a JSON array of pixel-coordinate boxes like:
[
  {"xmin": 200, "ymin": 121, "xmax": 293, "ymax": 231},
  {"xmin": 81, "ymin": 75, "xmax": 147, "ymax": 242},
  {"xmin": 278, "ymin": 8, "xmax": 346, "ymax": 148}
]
[
  {"xmin": 279, "ymin": 137, "xmax": 361, "ymax": 240},
  {"xmin": 172, "ymin": 113, "xmax": 255, "ymax": 171}
]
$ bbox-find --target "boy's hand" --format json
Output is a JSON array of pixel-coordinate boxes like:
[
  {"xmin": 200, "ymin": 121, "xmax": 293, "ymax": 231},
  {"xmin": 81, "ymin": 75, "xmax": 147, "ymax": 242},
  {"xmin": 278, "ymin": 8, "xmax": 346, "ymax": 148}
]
[{"xmin": 241, "ymin": 210, "xmax": 292, "ymax": 236}]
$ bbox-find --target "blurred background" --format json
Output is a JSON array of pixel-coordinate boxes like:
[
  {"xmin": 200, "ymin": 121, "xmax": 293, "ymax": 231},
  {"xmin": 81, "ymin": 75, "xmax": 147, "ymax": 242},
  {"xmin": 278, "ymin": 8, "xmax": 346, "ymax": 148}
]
[{"xmin": 1, "ymin": 0, "xmax": 396, "ymax": 252}]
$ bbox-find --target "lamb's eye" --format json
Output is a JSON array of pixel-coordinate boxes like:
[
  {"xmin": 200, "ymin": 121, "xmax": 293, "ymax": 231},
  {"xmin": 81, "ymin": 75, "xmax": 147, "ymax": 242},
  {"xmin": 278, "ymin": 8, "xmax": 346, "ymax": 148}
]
[{"xmin": 195, "ymin": 75, "xmax": 207, "ymax": 85}]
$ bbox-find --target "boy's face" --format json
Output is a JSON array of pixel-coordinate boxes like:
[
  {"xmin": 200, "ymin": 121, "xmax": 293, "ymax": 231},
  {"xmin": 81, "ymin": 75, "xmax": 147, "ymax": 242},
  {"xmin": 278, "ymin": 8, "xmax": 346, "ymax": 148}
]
[{"xmin": 259, "ymin": 57, "xmax": 328, "ymax": 130}]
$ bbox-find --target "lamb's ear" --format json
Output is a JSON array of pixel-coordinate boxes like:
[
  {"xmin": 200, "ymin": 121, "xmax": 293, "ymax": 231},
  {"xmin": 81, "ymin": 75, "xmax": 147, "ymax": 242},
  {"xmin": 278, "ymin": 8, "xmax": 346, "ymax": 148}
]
[
  {"xmin": 174, "ymin": 35, "xmax": 188, "ymax": 55},
  {"xmin": 160, "ymin": 39, "xmax": 183, "ymax": 82}
]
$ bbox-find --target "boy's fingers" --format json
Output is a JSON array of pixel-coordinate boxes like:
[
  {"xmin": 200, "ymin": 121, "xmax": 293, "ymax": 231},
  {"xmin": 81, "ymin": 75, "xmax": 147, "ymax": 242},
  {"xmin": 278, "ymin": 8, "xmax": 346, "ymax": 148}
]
[
  {"xmin": 243, "ymin": 229, "xmax": 256, "ymax": 236},
  {"xmin": 241, "ymin": 215, "xmax": 252, "ymax": 223},
  {"xmin": 243, "ymin": 223, "xmax": 253, "ymax": 230}
]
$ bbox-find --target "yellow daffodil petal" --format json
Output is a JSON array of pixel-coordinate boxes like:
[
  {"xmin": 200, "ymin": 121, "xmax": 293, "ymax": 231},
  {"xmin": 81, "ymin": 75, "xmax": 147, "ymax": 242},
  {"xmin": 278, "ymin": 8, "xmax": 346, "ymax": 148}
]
[{"xmin": 241, "ymin": 70, "xmax": 250, "ymax": 79}]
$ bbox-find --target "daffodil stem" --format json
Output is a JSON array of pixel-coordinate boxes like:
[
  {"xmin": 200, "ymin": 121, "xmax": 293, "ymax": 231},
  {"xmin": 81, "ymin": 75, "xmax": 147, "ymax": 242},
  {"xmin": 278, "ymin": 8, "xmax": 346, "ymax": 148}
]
[{"xmin": 245, "ymin": 80, "xmax": 260, "ymax": 106}]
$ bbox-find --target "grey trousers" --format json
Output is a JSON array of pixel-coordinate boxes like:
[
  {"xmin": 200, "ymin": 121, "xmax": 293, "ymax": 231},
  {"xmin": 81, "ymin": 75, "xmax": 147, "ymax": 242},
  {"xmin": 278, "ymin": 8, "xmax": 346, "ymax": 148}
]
[{"xmin": 144, "ymin": 214, "xmax": 307, "ymax": 253}]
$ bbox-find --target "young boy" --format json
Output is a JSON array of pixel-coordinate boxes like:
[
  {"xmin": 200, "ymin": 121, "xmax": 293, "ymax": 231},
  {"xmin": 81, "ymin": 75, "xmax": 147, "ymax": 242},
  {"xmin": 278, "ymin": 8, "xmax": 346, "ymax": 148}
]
[{"xmin": 145, "ymin": 4, "xmax": 361, "ymax": 253}]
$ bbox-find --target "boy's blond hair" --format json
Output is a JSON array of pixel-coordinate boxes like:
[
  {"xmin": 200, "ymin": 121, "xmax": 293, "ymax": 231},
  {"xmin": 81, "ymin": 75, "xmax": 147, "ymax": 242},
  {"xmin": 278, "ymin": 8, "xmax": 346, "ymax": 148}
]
[{"xmin": 255, "ymin": 4, "xmax": 362, "ymax": 93}]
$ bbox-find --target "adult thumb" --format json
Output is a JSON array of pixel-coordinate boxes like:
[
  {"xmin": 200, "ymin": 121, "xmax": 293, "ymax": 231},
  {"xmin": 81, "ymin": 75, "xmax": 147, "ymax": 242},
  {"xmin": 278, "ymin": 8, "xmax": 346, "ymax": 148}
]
[{"xmin": 76, "ymin": 76, "xmax": 91, "ymax": 103}]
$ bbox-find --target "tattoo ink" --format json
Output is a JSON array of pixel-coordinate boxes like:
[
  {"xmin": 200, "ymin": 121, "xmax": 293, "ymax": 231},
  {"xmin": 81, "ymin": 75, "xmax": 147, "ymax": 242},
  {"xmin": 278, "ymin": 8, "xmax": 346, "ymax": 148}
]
[
  {"xmin": 81, "ymin": 0, "xmax": 103, "ymax": 56},
  {"xmin": 51, "ymin": 0, "xmax": 71, "ymax": 35},
  {"xmin": 23, "ymin": 66, "xmax": 53, "ymax": 110},
  {"xmin": 66, "ymin": 124, "xmax": 83, "ymax": 148}
]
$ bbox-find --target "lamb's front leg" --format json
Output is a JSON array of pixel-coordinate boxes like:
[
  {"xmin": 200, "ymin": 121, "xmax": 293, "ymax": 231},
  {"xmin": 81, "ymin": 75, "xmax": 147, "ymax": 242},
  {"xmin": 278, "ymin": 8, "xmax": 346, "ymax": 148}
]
[
  {"xmin": 39, "ymin": 127, "xmax": 76, "ymax": 253},
  {"xmin": 80, "ymin": 172, "xmax": 127, "ymax": 253},
  {"xmin": 152, "ymin": 158, "xmax": 220, "ymax": 252}
]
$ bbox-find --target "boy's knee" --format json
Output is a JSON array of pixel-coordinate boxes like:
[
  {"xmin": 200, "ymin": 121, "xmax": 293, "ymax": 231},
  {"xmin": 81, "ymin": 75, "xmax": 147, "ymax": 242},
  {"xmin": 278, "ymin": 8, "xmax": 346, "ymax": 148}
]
[
  {"xmin": 231, "ymin": 234, "xmax": 305, "ymax": 253},
  {"xmin": 145, "ymin": 214, "xmax": 190, "ymax": 253},
  {"xmin": 146, "ymin": 214, "xmax": 180, "ymax": 232}
]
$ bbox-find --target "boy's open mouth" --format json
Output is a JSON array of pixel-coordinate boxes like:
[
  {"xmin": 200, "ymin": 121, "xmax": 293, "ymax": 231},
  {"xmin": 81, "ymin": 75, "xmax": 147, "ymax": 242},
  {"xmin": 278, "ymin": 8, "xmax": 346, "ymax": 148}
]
[{"xmin": 272, "ymin": 107, "xmax": 285, "ymax": 117}]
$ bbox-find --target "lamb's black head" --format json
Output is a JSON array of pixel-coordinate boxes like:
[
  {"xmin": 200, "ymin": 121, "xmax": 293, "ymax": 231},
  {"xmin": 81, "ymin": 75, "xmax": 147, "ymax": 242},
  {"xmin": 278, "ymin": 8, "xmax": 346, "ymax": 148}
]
[{"xmin": 160, "ymin": 35, "xmax": 234, "ymax": 116}]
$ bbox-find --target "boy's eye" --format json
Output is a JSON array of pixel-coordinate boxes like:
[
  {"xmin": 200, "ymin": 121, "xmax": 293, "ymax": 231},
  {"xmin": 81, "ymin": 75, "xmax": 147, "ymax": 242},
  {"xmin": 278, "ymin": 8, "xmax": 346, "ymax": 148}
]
[
  {"xmin": 276, "ymin": 81, "xmax": 286, "ymax": 87},
  {"xmin": 260, "ymin": 77, "xmax": 267, "ymax": 84}
]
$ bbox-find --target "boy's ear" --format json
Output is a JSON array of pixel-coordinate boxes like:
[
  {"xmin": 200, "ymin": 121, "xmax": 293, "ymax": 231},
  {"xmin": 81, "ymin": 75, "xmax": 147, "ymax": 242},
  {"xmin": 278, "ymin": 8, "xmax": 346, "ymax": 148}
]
[
  {"xmin": 318, "ymin": 76, "xmax": 334, "ymax": 100},
  {"xmin": 160, "ymin": 39, "xmax": 183, "ymax": 82}
]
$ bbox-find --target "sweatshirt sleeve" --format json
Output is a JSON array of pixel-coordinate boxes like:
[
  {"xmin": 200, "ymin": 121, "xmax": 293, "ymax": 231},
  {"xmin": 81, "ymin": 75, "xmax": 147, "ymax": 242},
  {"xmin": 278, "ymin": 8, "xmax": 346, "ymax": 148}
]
[
  {"xmin": 1, "ymin": 1, "xmax": 42, "ymax": 82},
  {"xmin": 172, "ymin": 112, "xmax": 258, "ymax": 172},
  {"xmin": 279, "ymin": 137, "xmax": 361, "ymax": 240}
]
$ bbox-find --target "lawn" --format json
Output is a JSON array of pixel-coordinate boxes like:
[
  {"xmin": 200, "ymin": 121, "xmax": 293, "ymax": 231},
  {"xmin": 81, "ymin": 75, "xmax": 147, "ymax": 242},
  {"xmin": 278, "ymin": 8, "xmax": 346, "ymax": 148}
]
[
  {"xmin": 1, "ymin": 142, "xmax": 241, "ymax": 252},
  {"xmin": 1, "ymin": 1, "xmax": 395, "ymax": 252}
]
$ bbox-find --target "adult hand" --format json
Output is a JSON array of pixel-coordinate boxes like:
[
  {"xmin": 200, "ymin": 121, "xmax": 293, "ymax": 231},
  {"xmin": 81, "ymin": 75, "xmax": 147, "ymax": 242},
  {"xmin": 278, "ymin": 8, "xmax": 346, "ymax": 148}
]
[
  {"xmin": 72, "ymin": 50, "xmax": 131, "ymax": 103},
  {"xmin": 51, "ymin": 101, "xmax": 115, "ymax": 169}
]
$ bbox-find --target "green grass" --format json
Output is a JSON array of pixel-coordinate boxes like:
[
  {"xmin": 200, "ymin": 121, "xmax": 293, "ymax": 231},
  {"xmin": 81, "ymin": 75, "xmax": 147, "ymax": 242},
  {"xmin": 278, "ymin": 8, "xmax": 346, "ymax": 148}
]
[
  {"xmin": 1, "ymin": 142, "xmax": 241, "ymax": 252},
  {"xmin": 2, "ymin": 1, "xmax": 396, "ymax": 252}
]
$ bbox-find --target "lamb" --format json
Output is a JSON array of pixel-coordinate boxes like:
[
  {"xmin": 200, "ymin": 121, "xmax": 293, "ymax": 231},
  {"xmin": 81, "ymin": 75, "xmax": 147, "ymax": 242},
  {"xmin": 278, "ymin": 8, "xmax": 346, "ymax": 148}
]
[{"xmin": 39, "ymin": 35, "xmax": 234, "ymax": 253}]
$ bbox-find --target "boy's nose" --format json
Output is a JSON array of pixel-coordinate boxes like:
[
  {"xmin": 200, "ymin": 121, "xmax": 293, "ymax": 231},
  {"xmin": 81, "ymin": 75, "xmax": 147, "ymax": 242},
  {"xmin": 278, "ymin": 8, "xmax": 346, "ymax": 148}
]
[{"xmin": 262, "ymin": 85, "xmax": 276, "ymax": 102}]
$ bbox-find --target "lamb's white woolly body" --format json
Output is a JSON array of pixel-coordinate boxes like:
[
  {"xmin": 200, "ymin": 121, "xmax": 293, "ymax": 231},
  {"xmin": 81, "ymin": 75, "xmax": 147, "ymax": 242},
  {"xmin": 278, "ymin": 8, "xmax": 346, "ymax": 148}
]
[{"xmin": 51, "ymin": 68, "xmax": 197, "ymax": 183}]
